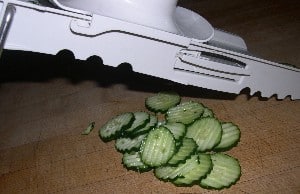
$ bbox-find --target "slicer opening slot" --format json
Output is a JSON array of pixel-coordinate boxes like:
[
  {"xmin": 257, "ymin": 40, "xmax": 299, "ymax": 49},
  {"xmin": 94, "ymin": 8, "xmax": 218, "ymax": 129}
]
[
  {"xmin": 200, "ymin": 51, "xmax": 246, "ymax": 68},
  {"xmin": 174, "ymin": 67, "xmax": 237, "ymax": 82}
]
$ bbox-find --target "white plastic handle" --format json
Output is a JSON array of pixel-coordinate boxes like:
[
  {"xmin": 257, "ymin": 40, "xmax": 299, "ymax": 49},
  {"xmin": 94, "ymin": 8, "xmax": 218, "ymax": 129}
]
[
  {"xmin": 48, "ymin": 0, "xmax": 91, "ymax": 15},
  {"xmin": 54, "ymin": 0, "xmax": 180, "ymax": 33}
]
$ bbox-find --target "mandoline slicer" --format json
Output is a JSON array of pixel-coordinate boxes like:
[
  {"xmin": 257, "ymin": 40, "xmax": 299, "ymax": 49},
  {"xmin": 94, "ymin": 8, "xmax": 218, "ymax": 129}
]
[{"xmin": 0, "ymin": 0, "xmax": 299, "ymax": 99}]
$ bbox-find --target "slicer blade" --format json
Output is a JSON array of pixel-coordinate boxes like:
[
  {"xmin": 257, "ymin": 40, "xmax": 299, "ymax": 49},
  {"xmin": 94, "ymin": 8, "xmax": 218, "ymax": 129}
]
[{"xmin": 0, "ymin": 0, "xmax": 299, "ymax": 100}]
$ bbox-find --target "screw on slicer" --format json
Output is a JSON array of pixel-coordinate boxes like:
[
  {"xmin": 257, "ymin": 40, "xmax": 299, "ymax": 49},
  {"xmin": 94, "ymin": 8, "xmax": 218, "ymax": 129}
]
[{"xmin": 0, "ymin": 4, "xmax": 16, "ymax": 58}]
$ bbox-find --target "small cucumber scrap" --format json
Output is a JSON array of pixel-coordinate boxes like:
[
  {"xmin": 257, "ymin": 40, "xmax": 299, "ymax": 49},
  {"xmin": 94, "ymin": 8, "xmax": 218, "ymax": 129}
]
[
  {"xmin": 168, "ymin": 138, "xmax": 197, "ymax": 165},
  {"xmin": 141, "ymin": 126, "xmax": 176, "ymax": 167},
  {"xmin": 145, "ymin": 92, "xmax": 181, "ymax": 113},
  {"xmin": 99, "ymin": 112, "xmax": 134, "ymax": 141},
  {"xmin": 166, "ymin": 101, "xmax": 205, "ymax": 125},
  {"xmin": 186, "ymin": 117, "xmax": 222, "ymax": 152},
  {"xmin": 81, "ymin": 122, "xmax": 95, "ymax": 135},
  {"xmin": 173, "ymin": 154, "xmax": 212, "ymax": 185},
  {"xmin": 122, "ymin": 151, "xmax": 150, "ymax": 172},
  {"xmin": 200, "ymin": 153, "xmax": 241, "ymax": 189},
  {"xmin": 214, "ymin": 122, "xmax": 241, "ymax": 151}
]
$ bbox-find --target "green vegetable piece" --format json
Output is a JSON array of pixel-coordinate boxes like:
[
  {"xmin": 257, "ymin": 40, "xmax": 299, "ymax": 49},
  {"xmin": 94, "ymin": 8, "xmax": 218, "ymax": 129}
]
[
  {"xmin": 81, "ymin": 122, "xmax": 95, "ymax": 135},
  {"xmin": 99, "ymin": 112, "xmax": 134, "ymax": 141},
  {"xmin": 141, "ymin": 126, "xmax": 176, "ymax": 167},
  {"xmin": 186, "ymin": 117, "xmax": 222, "ymax": 152},
  {"xmin": 200, "ymin": 153, "xmax": 241, "ymax": 189},
  {"xmin": 145, "ymin": 92, "xmax": 181, "ymax": 113},
  {"xmin": 166, "ymin": 101, "xmax": 205, "ymax": 125},
  {"xmin": 213, "ymin": 122, "xmax": 241, "ymax": 151}
]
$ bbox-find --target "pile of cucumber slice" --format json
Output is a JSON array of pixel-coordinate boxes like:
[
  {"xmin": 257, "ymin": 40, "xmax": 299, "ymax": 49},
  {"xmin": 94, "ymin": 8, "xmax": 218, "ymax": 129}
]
[{"xmin": 99, "ymin": 92, "xmax": 241, "ymax": 190}]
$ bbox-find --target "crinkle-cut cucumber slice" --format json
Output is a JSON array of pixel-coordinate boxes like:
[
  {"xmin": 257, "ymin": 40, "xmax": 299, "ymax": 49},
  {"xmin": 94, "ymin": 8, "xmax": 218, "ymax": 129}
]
[
  {"xmin": 141, "ymin": 126, "xmax": 176, "ymax": 167},
  {"xmin": 214, "ymin": 122, "xmax": 241, "ymax": 151},
  {"xmin": 122, "ymin": 151, "xmax": 150, "ymax": 172},
  {"xmin": 145, "ymin": 92, "xmax": 181, "ymax": 113},
  {"xmin": 115, "ymin": 134, "xmax": 147, "ymax": 153},
  {"xmin": 166, "ymin": 101, "xmax": 205, "ymax": 125},
  {"xmin": 99, "ymin": 112, "xmax": 134, "ymax": 141},
  {"xmin": 154, "ymin": 155, "xmax": 199, "ymax": 180},
  {"xmin": 168, "ymin": 138, "xmax": 197, "ymax": 166},
  {"xmin": 186, "ymin": 117, "xmax": 222, "ymax": 152},
  {"xmin": 200, "ymin": 153, "xmax": 241, "ymax": 189},
  {"xmin": 173, "ymin": 153, "xmax": 212, "ymax": 185},
  {"xmin": 123, "ymin": 112, "xmax": 149, "ymax": 135},
  {"xmin": 130, "ymin": 114, "xmax": 157, "ymax": 137},
  {"xmin": 163, "ymin": 122, "xmax": 186, "ymax": 141},
  {"xmin": 201, "ymin": 107, "xmax": 215, "ymax": 118}
]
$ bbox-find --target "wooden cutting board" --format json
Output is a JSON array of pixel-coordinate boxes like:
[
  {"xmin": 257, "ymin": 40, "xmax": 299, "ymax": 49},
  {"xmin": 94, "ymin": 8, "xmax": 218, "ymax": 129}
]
[{"xmin": 0, "ymin": 0, "xmax": 299, "ymax": 193}]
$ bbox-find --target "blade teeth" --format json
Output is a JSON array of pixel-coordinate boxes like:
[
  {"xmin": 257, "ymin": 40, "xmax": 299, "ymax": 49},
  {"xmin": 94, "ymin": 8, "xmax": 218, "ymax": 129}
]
[
  {"xmin": 276, "ymin": 93, "xmax": 287, "ymax": 100},
  {"xmin": 258, "ymin": 91, "xmax": 280, "ymax": 99},
  {"xmin": 259, "ymin": 91, "xmax": 273, "ymax": 99},
  {"xmin": 261, "ymin": 91, "xmax": 295, "ymax": 100},
  {"xmin": 246, "ymin": 88, "xmax": 295, "ymax": 100},
  {"xmin": 249, "ymin": 88, "xmax": 256, "ymax": 96},
  {"xmin": 257, "ymin": 91, "xmax": 293, "ymax": 100}
]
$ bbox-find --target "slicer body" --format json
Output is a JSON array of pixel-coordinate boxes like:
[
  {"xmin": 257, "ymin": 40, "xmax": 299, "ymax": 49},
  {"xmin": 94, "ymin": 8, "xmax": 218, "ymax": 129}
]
[{"xmin": 0, "ymin": 0, "xmax": 299, "ymax": 99}]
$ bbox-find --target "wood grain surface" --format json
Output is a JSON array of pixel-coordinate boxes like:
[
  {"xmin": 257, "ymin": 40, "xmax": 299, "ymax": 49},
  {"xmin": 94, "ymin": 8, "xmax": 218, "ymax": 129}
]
[{"xmin": 0, "ymin": 0, "xmax": 299, "ymax": 193}]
